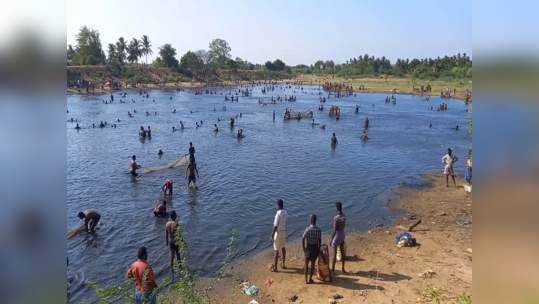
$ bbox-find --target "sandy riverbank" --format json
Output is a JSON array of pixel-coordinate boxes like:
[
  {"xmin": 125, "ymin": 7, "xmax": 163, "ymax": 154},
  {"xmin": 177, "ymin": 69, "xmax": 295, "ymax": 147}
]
[
  {"xmin": 199, "ymin": 172, "xmax": 472, "ymax": 304},
  {"xmin": 296, "ymin": 75, "xmax": 472, "ymax": 103}
]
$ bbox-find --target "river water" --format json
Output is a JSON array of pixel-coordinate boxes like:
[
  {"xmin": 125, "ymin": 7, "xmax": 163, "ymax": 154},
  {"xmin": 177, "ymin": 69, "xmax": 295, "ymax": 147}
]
[{"xmin": 67, "ymin": 85, "xmax": 471, "ymax": 302}]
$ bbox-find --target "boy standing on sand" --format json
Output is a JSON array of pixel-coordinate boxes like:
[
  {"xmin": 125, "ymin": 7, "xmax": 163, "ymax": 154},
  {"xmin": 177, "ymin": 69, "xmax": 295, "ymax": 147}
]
[{"xmin": 442, "ymin": 148, "xmax": 459, "ymax": 187}]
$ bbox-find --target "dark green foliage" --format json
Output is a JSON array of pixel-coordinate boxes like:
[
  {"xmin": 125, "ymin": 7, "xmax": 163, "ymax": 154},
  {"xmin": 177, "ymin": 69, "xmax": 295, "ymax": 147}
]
[
  {"xmin": 292, "ymin": 53, "xmax": 472, "ymax": 80},
  {"xmin": 84, "ymin": 228, "xmax": 237, "ymax": 304},
  {"xmin": 158, "ymin": 44, "xmax": 179, "ymax": 68},
  {"xmin": 71, "ymin": 26, "xmax": 106, "ymax": 65}
]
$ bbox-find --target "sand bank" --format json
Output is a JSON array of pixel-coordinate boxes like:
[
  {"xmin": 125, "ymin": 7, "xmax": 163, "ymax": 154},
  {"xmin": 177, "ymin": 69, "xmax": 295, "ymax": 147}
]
[{"xmin": 200, "ymin": 173, "xmax": 472, "ymax": 304}]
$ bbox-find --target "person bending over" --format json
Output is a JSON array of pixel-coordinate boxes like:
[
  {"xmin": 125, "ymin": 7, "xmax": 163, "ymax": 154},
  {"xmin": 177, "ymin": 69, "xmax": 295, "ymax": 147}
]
[
  {"xmin": 77, "ymin": 210, "xmax": 101, "ymax": 234},
  {"xmin": 154, "ymin": 200, "xmax": 168, "ymax": 218},
  {"xmin": 162, "ymin": 179, "xmax": 173, "ymax": 195}
]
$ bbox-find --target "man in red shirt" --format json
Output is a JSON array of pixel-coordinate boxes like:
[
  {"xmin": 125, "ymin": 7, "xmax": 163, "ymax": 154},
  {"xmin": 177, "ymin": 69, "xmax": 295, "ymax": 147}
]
[{"xmin": 126, "ymin": 247, "xmax": 158, "ymax": 304}]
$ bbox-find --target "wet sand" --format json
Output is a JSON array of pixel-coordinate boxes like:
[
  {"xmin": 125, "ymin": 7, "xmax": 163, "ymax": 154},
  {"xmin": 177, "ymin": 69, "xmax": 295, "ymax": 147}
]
[{"xmin": 199, "ymin": 172, "xmax": 472, "ymax": 304}]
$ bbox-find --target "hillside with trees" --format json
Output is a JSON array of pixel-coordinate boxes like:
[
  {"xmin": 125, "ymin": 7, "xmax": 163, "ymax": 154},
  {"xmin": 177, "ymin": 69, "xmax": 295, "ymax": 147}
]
[{"xmin": 67, "ymin": 26, "xmax": 471, "ymax": 85}]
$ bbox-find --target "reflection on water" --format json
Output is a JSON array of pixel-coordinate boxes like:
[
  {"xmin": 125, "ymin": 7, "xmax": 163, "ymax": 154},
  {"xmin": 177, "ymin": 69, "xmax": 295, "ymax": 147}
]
[{"xmin": 67, "ymin": 85, "xmax": 471, "ymax": 302}]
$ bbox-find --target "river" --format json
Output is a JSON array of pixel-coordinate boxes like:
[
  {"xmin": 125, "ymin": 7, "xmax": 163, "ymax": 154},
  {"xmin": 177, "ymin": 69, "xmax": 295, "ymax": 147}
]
[{"xmin": 67, "ymin": 85, "xmax": 471, "ymax": 302}]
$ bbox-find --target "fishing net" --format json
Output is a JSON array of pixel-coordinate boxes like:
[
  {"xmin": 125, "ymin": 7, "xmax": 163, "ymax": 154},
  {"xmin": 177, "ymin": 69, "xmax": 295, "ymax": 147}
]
[
  {"xmin": 67, "ymin": 225, "xmax": 85, "ymax": 239},
  {"xmin": 139, "ymin": 154, "xmax": 190, "ymax": 174},
  {"xmin": 288, "ymin": 109, "xmax": 313, "ymax": 118}
]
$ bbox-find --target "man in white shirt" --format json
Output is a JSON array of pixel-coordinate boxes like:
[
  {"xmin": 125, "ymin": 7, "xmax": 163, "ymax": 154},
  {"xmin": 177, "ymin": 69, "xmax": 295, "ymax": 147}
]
[{"xmin": 270, "ymin": 199, "xmax": 287, "ymax": 272}]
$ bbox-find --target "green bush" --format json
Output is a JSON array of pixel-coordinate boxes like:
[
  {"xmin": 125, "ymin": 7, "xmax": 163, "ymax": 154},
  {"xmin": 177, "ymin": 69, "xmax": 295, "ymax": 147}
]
[{"xmin": 85, "ymin": 228, "xmax": 237, "ymax": 304}]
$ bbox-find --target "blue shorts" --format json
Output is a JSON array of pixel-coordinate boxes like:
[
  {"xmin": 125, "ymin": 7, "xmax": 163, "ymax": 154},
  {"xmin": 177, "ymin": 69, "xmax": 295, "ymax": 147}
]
[{"xmin": 135, "ymin": 291, "xmax": 156, "ymax": 304}]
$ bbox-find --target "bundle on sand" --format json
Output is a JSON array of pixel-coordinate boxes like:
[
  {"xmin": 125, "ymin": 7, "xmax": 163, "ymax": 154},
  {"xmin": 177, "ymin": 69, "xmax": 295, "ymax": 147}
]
[
  {"xmin": 139, "ymin": 154, "xmax": 190, "ymax": 174},
  {"xmin": 317, "ymin": 245, "xmax": 332, "ymax": 282},
  {"xmin": 288, "ymin": 109, "xmax": 313, "ymax": 118}
]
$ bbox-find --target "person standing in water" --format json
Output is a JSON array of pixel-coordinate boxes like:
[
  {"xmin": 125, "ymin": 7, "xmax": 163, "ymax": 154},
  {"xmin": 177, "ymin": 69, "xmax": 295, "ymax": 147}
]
[
  {"xmin": 331, "ymin": 133, "xmax": 338, "ymax": 146},
  {"xmin": 77, "ymin": 210, "xmax": 101, "ymax": 234},
  {"xmin": 185, "ymin": 159, "xmax": 199, "ymax": 188},
  {"xmin": 126, "ymin": 247, "xmax": 158, "ymax": 304},
  {"xmin": 154, "ymin": 200, "xmax": 168, "ymax": 218},
  {"xmin": 442, "ymin": 148, "xmax": 459, "ymax": 187},
  {"xmin": 270, "ymin": 199, "xmax": 287, "ymax": 272},
  {"xmin": 162, "ymin": 179, "xmax": 173, "ymax": 195},
  {"xmin": 361, "ymin": 131, "xmax": 369, "ymax": 141},
  {"xmin": 189, "ymin": 142, "xmax": 195, "ymax": 162},
  {"xmin": 166, "ymin": 211, "xmax": 183, "ymax": 271},
  {"xmin": 130, "ymin": 155, "xmax": 141, "ymax": 177},
  {"xmin": 273, "ymin": 110, "xmax": 276, "ymax": 121},
  {"xmin": 331, "ymin": 202, "xmax": 347, "ymax": 276},
  {"xmin": 147, "ymin": 126, "xmax": 152, "ymax": 139},
  {"xmin": 139, "ymin": 126, "xmax": 147, "ymax": 138}
]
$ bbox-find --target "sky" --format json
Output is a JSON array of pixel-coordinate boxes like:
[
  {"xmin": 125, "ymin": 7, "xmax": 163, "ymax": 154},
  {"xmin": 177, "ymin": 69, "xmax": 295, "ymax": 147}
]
[
  {"xmin": 1, "ymin": 0, "xmax": 538, "ymax": 66},
  {"xmin": 62, "ymin": 0, "xmax": 474, "ymax": 66}
]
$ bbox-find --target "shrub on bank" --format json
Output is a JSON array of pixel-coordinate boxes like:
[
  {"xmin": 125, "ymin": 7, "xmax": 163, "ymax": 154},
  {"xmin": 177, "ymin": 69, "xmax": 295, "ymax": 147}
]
[{"xmin": 81, "ymin": 228, "xmax": 237, "ymax": 304}]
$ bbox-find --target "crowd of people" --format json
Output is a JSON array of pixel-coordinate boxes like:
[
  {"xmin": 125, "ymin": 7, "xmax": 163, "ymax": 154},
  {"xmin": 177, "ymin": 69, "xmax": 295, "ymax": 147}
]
[{"xmin": 69, "ymin": 80, "xmax": 471, "ymax": 304}]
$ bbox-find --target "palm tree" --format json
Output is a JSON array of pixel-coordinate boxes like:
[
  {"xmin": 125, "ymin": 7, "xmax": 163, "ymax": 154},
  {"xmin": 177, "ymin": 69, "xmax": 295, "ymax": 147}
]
[
  {"xmin": 116, "ymin": 37, "xmax": 127, "ymax": 63},
  {"xmin": 141, "ymin": 35, "xmax": 153, "ymax": 65},
  {"xmin": 67, "ymin": 44, "xmax": 76, "ymax": 62},
  {"xmin": 127, "ymin": 38, "xmax": 141, "ymax": 64},
  {"xmin": 107, "ymin": 43, "xmax": 116, "ymax": 62}
]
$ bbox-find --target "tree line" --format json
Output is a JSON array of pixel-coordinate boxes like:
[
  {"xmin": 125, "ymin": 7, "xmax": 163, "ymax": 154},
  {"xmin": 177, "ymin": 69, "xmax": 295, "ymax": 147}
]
[{"xmin": 68, "ymin": 26, "xmax": 471, "ymax": 81}]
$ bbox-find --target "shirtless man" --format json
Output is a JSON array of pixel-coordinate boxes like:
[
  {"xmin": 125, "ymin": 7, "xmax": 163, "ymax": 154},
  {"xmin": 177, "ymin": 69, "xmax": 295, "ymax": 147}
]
[
  {"xmin": 77, "ymin": 210, "xmax": 101, "ymax": 234},
  {"xmin": 166, "ymin": 211, "xmax": 183, "ymax": 270},
  {"xmin": 130, "ymin": 155, "xmax": 141, "ymax": 177},
  {"xmin": 186, "ymin": 159, "xmax": 200, "ymax": 188},
  {"xmin": 361, "ymin": 131, "xmax": 369, "ymax": 141},
  {"xmin": 154, "ymin": 200, "xmax": 168, "ymax": 218},
  {"xmin": 162, "ymin": 179, "xmax": 173, "ymax": 195},
  {"xmin": 214, "ymin": 124, "xmax": 219, "ymax": 132}
]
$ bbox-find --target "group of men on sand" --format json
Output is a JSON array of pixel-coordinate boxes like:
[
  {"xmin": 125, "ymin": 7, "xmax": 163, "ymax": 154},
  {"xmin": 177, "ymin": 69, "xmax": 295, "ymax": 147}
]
[{"xmin": 269, "ymin": 199, "xmax": 348, "ymax": 284}]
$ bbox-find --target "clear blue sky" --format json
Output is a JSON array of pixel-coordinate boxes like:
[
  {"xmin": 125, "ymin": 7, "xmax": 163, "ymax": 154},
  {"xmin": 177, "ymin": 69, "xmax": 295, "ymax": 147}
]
[{"xmin": 65, "ymin": 0, "xmax": 474, "ymax": 65}]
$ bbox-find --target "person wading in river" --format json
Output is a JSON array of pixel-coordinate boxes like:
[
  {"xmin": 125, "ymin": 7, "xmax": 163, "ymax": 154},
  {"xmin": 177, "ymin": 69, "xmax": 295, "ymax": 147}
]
[
  {"xmin": 130, "ymin": 155, "xmax": 141, "ymax": 177},
  {"xmin": 185, "ymin": 159, "xmax": 199, "ymax": 188},
  {"xmin": 189, "ymin": 142, "xmax": 195, "ymax": 162},
  {"xmin": 77, "ymin": 210, "xmax": 101, "ymax": 234},
  {"xmin": 126, "ymin": 247, "xmax": 158, "ymax": 304},
  {"xmin": 166, "ymin": 211, "xmax": 183, "ymax": 271}
]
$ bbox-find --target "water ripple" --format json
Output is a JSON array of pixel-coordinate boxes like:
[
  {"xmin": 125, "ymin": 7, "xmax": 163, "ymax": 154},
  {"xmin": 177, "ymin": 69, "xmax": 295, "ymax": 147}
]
[{"xmin": 67, "ymin": 86, "xmax": 471, "ymax": 303}]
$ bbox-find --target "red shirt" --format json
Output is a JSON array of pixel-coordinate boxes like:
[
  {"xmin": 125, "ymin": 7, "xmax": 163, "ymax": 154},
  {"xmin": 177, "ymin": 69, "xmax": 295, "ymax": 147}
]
[{"xmin": 126, "ymin": 259, "xmax": 157, "ymax": 292}]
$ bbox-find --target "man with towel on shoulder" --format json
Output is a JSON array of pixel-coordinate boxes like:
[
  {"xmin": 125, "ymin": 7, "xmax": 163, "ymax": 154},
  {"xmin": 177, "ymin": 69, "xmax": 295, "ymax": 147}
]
[{"xmin": 269, "ymin": 199, "xmax": 287, "ymax": 272}]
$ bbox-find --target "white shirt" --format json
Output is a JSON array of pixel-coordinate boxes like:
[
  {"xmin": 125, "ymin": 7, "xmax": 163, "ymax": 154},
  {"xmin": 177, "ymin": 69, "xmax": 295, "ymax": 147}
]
[{"xmin": 273, "ymin": 209, "xmax": 288, "ymax": 232}]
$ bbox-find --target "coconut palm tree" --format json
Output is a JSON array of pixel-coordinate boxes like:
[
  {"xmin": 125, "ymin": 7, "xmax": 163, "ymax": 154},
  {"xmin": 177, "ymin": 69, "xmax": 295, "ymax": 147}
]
[
  {"xmin": 107, "ymin": 43, "xmax": 116, "ymax": 62},
  {"xmin": 140, "ymin": 35, "xmax": 153, "ymax": 65},
  {"xmin": 116, "ymin": 37, "xmax": 127, "ymax": 63},
  {"xmin": 67, "ymin": 44, "xmax": 76, "ymax": 62},
  {"xmin": 127, "ymin": 38, "xmax": 141, "ymax": 64}
]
